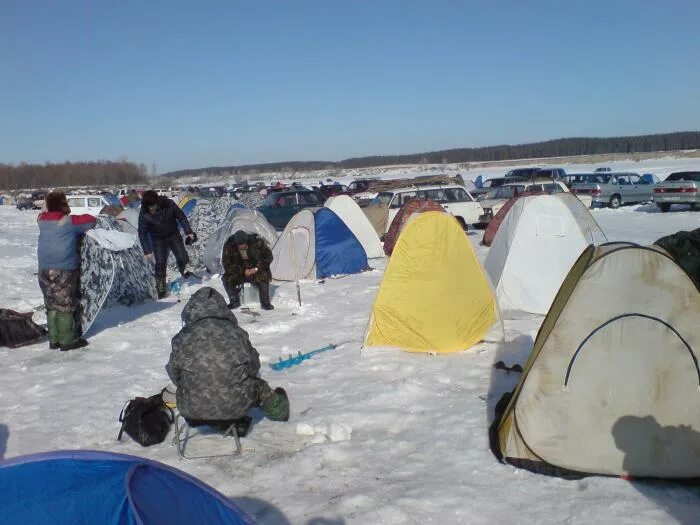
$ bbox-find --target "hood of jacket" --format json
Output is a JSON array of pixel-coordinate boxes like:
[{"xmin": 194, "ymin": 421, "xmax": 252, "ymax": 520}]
[{"xmin": 181, "ymin": 287, "xmax": 238, "ymax": 327}]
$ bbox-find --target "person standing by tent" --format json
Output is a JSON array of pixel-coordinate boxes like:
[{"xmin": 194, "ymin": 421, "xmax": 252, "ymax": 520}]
[
  {"xmin": 126, "ymin": 189, "xmax": 141, "ymax": 209},
  {"xmin": 137, "ymin": 190, "xmax": 196, "ymax": 299},
  {"xmin": 37, "ymin": 191, "xmax": 96, "ymax": 351},
  {"xmin": 222, "ymin": 230, "xmax": 274, "ymax": 310},
  {"xmin": 166, "ymin": 287, "xmax": 289, "ymax": 435}
]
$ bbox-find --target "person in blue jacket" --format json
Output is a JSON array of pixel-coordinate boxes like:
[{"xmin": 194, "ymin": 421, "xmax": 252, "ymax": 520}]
[{"xmin": 37, "ymin": 191, "xmax": 96, "ymax": 351}]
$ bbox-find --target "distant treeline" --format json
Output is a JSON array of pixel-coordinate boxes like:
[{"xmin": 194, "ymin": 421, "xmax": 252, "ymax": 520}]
[
  {"xmin": 0, "ymin": 161, "xmax": 148, "ymax": 191},
  {"xmin": 161, "ymin": 131, "xmax": 700, "ymax": 179}
]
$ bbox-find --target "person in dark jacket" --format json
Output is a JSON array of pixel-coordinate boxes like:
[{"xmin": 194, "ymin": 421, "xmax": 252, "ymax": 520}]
[
  {"xmin": 166, "ymin": 287, "xmax": 289, "ymax": 434},
  {"xmin": 221, "ymin": 230, "xmax": 274, "ymax": 310},
  {"xmin": 138, "ymin": 190, "xmax": 196, "ymax": 298},
  {"xmin": 655, "ymin": 227, "xmax": 700, "ymax": 290},
  {"xmin": 37, "ymin": 191, "xmax": 96, "ymax": 351}
]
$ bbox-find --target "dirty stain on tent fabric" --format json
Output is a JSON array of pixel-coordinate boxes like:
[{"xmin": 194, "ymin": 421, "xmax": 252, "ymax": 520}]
[{"xmin": 365, "ymin": 212, "xmax": 497, "ymax": 353}]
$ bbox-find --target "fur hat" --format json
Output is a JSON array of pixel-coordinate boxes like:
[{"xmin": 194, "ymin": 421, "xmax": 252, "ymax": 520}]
[{"xmin": 45, "ymin": 191, "xmax": 68, "ymax": 213}]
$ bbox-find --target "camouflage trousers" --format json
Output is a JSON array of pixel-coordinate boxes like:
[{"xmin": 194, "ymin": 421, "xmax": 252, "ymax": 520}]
[{"xmin": 38, "ymin": 269, "xmax": 80, "ymax": 313}]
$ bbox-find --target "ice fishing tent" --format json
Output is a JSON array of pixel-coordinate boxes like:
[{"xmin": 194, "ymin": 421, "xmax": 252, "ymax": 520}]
[
  {"xmin": 383, "ymin": 198, "xmax": 445, "ymax": 256},
  {"xmin": 325, "ymin": 195, "xmax": 384, "ymax": 258},
  {"xmin": 115, "ymin": 206, "xmax": 139, "ymax": 234},
  {"xmin": 362, "ymin": 203, "xmax": 390, "ymax": 237},
  {"xmin": 204, "ymin": 207, "xmax": 278, "ymax": 274},
  {"xmin": 271, "ymin": 208, "xmax": 369, "ymax": 281},
  {"xmin": 365, "ymin": 212, "xmax": 497, "ymax": 353},
  {"xmin": 492, "ymin": 243, "xmax": 700, "ymax": 478},
  {"xmin": 171, "ymin": 197, "xmax": 237, "ymax": 271},
  {"xmin": 79, "ymin": 217, "xmax": 157, "ymax": 335},
  {"xmin": 484, "ymin": 193, "xmax": 606, "ymax": 315},
  {"xmin": 0, "ymin": 450, "xmax": 254, "ymax": 524},
  {"xmin": 481, "ymin": 190, "xmax": 546, "ymax": 247}
]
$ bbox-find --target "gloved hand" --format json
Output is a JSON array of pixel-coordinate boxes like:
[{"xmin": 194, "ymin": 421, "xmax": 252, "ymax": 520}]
[{"xmin": 185, "ymin": 233, "xmax": 197, "ymax": 245}]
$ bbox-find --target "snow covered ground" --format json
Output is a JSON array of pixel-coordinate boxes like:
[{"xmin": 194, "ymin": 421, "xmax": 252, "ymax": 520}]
[{"xmin": 1, "ymin": 162, "xmax": 700, "ymax": 523}]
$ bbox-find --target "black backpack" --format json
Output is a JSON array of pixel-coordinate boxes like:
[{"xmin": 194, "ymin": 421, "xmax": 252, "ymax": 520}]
[{"xmin": 117, "ymin": 391, "xmax": 173, "ymax": 447}]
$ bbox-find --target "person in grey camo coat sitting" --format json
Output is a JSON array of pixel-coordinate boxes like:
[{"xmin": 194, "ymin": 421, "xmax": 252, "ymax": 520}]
[{"xmin": 166, "ymin": 287, "xmax": 289, "ymax": 435}]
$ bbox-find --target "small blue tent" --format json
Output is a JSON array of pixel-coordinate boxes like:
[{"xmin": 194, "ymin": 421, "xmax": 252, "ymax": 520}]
[
  {"xmin": 0, "ymin": 450, "xmax": 254, "ymax": 525},
  {"xmin": 271, "ymin": 208, "xmax": 369, "ymax": 281}
]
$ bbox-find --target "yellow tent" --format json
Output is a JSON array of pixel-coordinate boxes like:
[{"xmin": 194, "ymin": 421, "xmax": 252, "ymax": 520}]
[{"xmin": 365, "ymin": 212, "xmax": 497, "ymax": 353}]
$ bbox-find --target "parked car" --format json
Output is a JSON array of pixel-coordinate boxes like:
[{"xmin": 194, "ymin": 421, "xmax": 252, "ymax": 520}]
[
  {"xmin": 257, "ymin": 189, "xmax": 325, "ymax": 230},
  {"xmin": 31, "ymin": 191, "xmax": 47, "ymax": 210},
  {"xmin": 16, "ymin": 197, "xmax": 33, "ymax": 210},
  {"xmin": 471, "ymin": 178, "xmax": 509, "ymax": 200},
  {"xmin": 318, "ymin": 183, "xmax": 349, "ymax": 198},
  {"xmin": 571, "ymin": 172, "xmax": 655, "ymax": 208},
  {"xmin": 66, "ymin": 194, "xmax": 122, "ymax": 215},
  {"xmin": 594, "ymin": 167, "xmax": 612, "ymax": 173},
  {"xmin": 347, "ymin": 179, "xmax": 379, "ymax": 197},
  {"xmin": 370, "ymin": 184, "xmax": 483, "ymax": 232},
  {"xmin": 503, "ymin": 167, "xmax": 566, "ymax": 182},
  {"xmin": 653, "ymin": 171, "xmax": 700, "ymax": 212},
  {"xmin": 476, "ymin": 181, "xmax": 569, "ymax": 227}
]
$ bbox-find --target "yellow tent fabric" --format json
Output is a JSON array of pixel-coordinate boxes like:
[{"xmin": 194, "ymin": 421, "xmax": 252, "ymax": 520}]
[
  {"xmin": 365, "ymin": 212, "xmax": 497, "ymax": 353},
  {"xmin": 178, "ymin": 195, "xmax": 193, "ymax": 209}
]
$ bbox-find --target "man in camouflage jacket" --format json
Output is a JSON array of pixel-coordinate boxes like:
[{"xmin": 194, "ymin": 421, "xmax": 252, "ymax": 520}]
[
  {"xmin": 166, "ymin": 287, "xmax": 289, "ymax": 429},
  {"xmin": 222, "ymin": 230, "xmax": 274, "ymax": 310}
]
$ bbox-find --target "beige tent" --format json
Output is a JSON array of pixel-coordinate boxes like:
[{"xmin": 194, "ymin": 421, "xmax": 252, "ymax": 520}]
[
  {"xmin": 362, "ymin": 203, "xmax": 390, "ymax": 237},
  {"xmin": 493, "ymin": 242, "xmax": 700, "ymax": 478}
]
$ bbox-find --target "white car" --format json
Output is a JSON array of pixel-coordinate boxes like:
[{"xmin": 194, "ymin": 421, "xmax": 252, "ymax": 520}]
[
  {"xmin": 66, "ymin": 194, "xmax": 122, "ymax": 216},
  {"xmin": 371, "ymin": 184, "xmax": 483, "ymax": 232}
]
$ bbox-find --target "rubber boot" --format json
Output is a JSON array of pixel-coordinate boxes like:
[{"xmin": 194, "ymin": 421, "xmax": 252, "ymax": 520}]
[
  {"xmin": 55, "ymin": 311, "xmax": 88, "ymax": 351},
  {"xmin": 46, "ymin": 310, "xmax": 60, "ymax": 349},
  {"xmin": 261, "ymin": 387, "xmax": 289, "ymax": 422},
  {"xmin": 258, "ymin": 281, "xmax": 274, "ymax": 310}
]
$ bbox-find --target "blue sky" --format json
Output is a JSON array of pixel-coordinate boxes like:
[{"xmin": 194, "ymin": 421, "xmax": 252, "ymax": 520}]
[{"xmin": 1, "ymin": 1, "xmax": 699, "ymax": 173}]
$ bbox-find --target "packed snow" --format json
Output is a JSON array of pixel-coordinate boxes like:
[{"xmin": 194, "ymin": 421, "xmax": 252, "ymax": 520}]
[{"xmin": 1, "ymin": 158, "xmax": 700, "ymax": 524}]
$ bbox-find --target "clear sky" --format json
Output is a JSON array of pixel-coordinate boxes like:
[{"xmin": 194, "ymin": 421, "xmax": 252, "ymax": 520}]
[{"xmin": 1, "ymin": 1, "xmax": 699, "ymax": 173}]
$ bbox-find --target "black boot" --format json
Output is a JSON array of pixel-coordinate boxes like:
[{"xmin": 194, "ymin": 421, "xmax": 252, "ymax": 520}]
[
  {"xmin": 60, "ymin": 337, "xmax": 88, "ymax": 352},
  {"xmin": 227, "ymin": 288, "xmax": 241, "ymax": 310},
  {"xmin": 258, "ymin": 281, "xmax": 274, "ymax": 310},
  {"xmin": 156, "ymin": 274, "xmax": 169, "ymax": 299}
]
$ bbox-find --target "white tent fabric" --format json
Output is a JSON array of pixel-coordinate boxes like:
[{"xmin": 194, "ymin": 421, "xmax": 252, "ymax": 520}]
[
  {"xmin": 502, "ymin": 244, "xmax": 700, "ymax": 477},
  {"xmin": 484, "ymin": 193, "xmax": 606, "ymax": 315},
  {"xmin": 203, "ymin": 208, "xmax": 278, "ymax": 274},
  {"xmin": 324, "ymin": 195, "xmax": 384, "ymax": 258},
  {"xmin": 270, "ymin": 209, "xmax": 316, "ymax": 281},
  {"xmin": 86, "ymin": 229, "xmax": 137, "ymax": 251}
]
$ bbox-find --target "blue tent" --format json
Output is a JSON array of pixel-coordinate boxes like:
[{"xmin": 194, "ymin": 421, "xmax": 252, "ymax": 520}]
[
  {"xmin": 0, "ymin": 450, "xmax": 254, "ymax": 525},
  {"xmin": 271, "ymin": 208, "xmax": 369, "ymax": 280}
]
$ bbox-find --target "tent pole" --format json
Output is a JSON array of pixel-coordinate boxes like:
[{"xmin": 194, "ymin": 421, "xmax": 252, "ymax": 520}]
[{"xmin": 290, "ymin": 229, "xmax": 302, "ymax": 306}]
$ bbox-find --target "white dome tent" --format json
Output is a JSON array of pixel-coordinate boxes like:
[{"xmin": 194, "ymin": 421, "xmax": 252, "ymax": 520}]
[{"xmin": 484, "ymin": 193, "xmax": 607, "ymax": 315}]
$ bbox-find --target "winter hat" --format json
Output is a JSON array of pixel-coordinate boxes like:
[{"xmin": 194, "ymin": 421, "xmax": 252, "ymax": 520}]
[
  {"xmin": 141, "ymin": 190, "xmax": 159, "ymax": 207},
  {"xmin": 232, "ymin": 230, "xmax": 248, "ymax": 245}
]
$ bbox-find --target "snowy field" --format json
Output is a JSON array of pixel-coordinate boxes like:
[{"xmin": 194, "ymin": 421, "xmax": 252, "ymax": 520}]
[{"xmin": 1, "ymin": 160, "xmax": 700, "ymax": 524}]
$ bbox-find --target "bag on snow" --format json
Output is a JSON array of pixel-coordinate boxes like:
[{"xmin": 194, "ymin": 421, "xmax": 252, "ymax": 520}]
[{"xmin": 117, "ymin": 391, "xmax": 173, "ymax": 447}]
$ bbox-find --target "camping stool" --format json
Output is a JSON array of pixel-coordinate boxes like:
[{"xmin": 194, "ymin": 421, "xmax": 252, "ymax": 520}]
[{"xmin": 173, "ymin": 413, "xmax": 242, "ymax": 460}]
